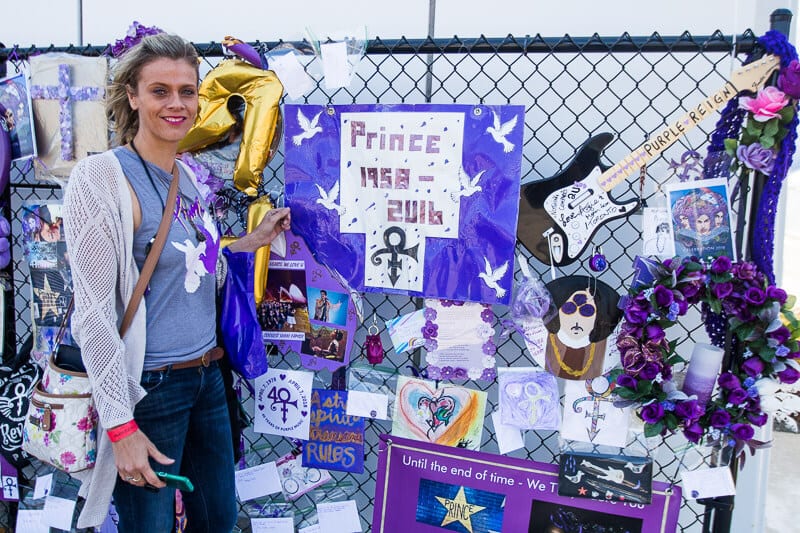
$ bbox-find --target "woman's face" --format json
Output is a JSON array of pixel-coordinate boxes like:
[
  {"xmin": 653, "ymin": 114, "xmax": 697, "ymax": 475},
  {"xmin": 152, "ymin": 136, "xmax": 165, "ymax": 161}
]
[{"xmin": 128, "ymin": 58, "xmax": 198, "ymax": 147}]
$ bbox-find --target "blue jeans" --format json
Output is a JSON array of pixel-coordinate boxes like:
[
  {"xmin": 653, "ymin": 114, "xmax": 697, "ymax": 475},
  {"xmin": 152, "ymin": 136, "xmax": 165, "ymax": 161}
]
[{"xmin": 113, "ymin": 362, "xmax": 238, "ymax": 533}]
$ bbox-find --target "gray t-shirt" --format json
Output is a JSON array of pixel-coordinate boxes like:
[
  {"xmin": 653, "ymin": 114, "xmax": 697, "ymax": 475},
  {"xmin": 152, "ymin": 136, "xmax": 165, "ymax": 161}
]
[{"xmin": 114, "ymin": 147, "xmax": 217, "ymax": 370}]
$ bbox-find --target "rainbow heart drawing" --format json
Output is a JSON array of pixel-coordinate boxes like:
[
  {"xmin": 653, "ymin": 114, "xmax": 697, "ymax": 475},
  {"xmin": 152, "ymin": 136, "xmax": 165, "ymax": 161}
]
[{"xmin": 392, "ymin": 376, "xmax": 487, "ymax": 450}]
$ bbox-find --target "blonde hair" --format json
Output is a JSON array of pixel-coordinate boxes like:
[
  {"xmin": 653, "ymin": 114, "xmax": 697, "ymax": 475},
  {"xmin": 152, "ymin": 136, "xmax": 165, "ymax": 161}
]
[{"xmin": 106, "ymin": 33, "xmax": 199, "ymax": 146}]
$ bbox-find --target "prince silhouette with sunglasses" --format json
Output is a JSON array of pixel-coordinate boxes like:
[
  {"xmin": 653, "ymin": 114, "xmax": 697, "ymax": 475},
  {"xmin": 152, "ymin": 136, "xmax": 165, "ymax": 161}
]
[{"xmin": 544, "ymin": 277, "xmax": 621, "ymax": 380}]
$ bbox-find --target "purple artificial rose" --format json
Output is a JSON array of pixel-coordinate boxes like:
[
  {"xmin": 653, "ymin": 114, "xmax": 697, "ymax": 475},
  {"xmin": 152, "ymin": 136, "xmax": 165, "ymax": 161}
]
[
  {"xmin": 680, "ymin": 282, "xmax": 701, "ymax": 300},
  {"xmin": 718, "ymin": 372, "xmax": 741, "ymax": 390},
  {"xmin": 617, "ymin": 374, "xmax": 638, "ymax": 389},
  {"xmin": 728, "ymin": 387, "xmax": 749, "ymax": 405},
  {"xmin": 422, "ymin": 321, "xmax": 439, "ymax": 339},
  {"xmin": 640, "ymin": 362, "xmax": 661, "ymax": 380},
  {"xmin": 731, "ymin": 423, "xmax": 755, "ymax": 441},
  {"xmin": 710, "ymin": 409, "xmax": 732, "ymax": 428},
  {"xmin": 452, "ymin": 367, "xmax": 468, "ymax": 379},
  {"xmin": 624, "ymin": 305, "xmax": 649, "ymax": 325},
  {"xmin": 644, "ymin": 324, "xmax": 666, "ymax": 343},
  {"xmin": 778, "ymin": 59, "xmax": 800, "ymax": 99},
  {"xmin": 733, "ymin": 262, "xmax": 758, "ymax": 282},
  {"xmin": 653, "ymin": 285, "xmax": 674, "ymax": 308},
  {"xmin": 744, "ymin": 287, "xmax": 767, "ymax": 306},
  {"xmin": 769, "ymin": 326, "xmax": 791, "ymax": 345},
  {"xmin": 767, "ymin": 286, "xmax": 788, "ymax": 305},
  {"xmin": 713, "ymin": 282, "xmax": 733, "ymax": 299},
  {"xmin": 711, "ymin": 256, "xmax": 732, "ymax": 275},
  {"xmin": 741, "ymin": 357, "xmax": 766, "ymax": 377},
  {"xmin": 737, "ymin": 143, "xmax": 776, "ymax": 174},
  {"xmin": 778, "ymin": 366, "xmax": 800, "ymax": 384},
  {"xmin": 641, "ymin": 402, "xmax": 666, "ymax": 424},
  {"xmin": 748, "ymin": 411, "xmax": 769, "ymax": 427},
  {"xmin": 683, "ymin": 421, "xmax": 704, "ymax": 443},
  {"xmin": 675, "ymin": 399, "xmax": 703, "ymax": 421}
]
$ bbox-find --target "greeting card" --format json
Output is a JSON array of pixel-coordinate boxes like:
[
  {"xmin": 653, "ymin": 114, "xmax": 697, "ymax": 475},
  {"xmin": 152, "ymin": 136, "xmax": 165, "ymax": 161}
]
[
  {"xmin": 497, "ymin": 367, "xmax": 560, "ymax": 431},
  {"xmin": 560, "ymin": 374, "xmax": 630, "ymax": 448},
  {"xmin": 276, "ymin": 452, "xmax": 331, "ymax": 501}
]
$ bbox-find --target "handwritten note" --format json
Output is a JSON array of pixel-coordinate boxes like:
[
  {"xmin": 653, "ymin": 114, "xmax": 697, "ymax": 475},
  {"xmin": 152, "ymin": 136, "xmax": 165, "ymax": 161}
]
[
  {"xmin": 268, "ymin": 52, "xmax": 313, "ymax": 100},
  {"xmin": 299, "ymin": 524, "xmax": 321, "ymax": 533},
  {"xmin": 43, "ymin": 495, "xmax": 77, "ymax": 530},
  {"xmin": 681, "ymin": 467, "xmax": 736, "ymax": 499},
  {"xmin": 345, "ymin": 390, "xmax": 388, "ymax": 420},
  {"xmin": 235, "ymin": 462, "xmax": 282, "ymax": 502},
  {"xmin": 33, "ymin": 473, "xmax": 53, "ymax": 499},
  {"xmin": 491, "ymin": 411, "xmax": 525, "ymax": 454},
  {"xmin": 303, "ymin": 390, "xmax": 365, "ymax": 473},
  {"xmin": 16, "ymin": 509, "xmax": 49, "ymax": 533},
  {"xmin": 321, "ymin": 41, "xmax": 350, "ymax": 89},
  {"xmin": 317, "ymin": 500, "xmax": 362, "ymax": 532},
  {"xmin": 251, "ymin": 517, "xmax": 295, "ymax": 533}
]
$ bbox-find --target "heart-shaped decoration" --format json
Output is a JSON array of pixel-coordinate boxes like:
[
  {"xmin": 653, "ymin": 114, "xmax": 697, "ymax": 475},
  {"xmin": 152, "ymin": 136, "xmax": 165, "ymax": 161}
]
[
  {"xmin": 395, "ymin": 377, "xmax": 484, "ymax": 448},
  {"xmin": 279, "ymin": 373, "xmax": 287, "ymax": 380},
  {"xmin": 301, "ymin": 410, "xmax": 308, "ymax": 417}
]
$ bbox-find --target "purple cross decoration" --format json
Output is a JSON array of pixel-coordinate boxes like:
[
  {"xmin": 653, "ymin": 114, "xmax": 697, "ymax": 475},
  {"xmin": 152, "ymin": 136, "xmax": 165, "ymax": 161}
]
[{"xmin": 30, "ymin": 63, "xmax": 105, "ymax": 161}]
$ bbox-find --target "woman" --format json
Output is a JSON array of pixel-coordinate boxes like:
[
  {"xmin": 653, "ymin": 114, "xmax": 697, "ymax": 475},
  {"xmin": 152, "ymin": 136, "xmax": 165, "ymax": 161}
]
[{"xmin": 63, "ymin": 33, "xmax": 290, "ymax": 531}]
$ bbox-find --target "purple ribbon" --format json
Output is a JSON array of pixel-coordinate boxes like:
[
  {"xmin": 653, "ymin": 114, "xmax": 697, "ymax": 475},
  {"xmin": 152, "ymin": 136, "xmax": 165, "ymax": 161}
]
[{"xmin": 30, "ymin": 63, "xmax": 105, "ymax": 161}]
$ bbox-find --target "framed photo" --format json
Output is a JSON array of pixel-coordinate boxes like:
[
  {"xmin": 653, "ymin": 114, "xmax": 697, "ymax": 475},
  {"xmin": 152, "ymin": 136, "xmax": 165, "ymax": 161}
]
[
  {"xmin": 665, "ymin": 178, "xmax": 734, "ymax": 259},
  {"xmin": 0, "ymin": 72, "xmax": 37, "ymax": 161}
]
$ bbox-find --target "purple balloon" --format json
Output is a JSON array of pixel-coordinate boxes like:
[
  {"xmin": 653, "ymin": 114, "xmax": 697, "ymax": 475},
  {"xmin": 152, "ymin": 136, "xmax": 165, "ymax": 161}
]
[
  {"xmin": 0, "ymin": 102, "xmax": 11, "ymax": 195},
  {"xmin": 0, "ymin": 237, "xmax": 9, "ymax": 269},
  {"xmin": 0, "ymin": 216, "xmax": 10, "ymax": 237}
]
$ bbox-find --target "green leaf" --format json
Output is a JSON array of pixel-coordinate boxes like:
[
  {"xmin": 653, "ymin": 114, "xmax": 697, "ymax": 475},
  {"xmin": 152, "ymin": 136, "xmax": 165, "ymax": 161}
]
[
  {"xmin": 615, "ymin": 387, "xmax": 638, "ymax": 400},
  {"xmin": 779, "ymin": 106, "xmax": 795, "ymax": 124},
  {"xmin": 644, "ymin": 421, "xmax": 665, "ymax": 438},
  {"xmin": 786, "ymin": 294, "xmax": 797, "ymax": 309},
  {"xmin": 637, "ymin": 380, "xmax": 653, "ymax": 394},
  {"xmin": 741, "ymin": 131, "xmax": 759, "ymax": 145},
  {"xmin": 665, "ymin": 414, "xmax": 679, "ymax": 431},
  {"xmin": 724, "ymin": 138, "xmax": 739, "ymax": 155},
  {"xmin": 736, "ymin": 323, "xmax": 756, "ymax": 342},
  {"xmin": 745, "ymin": 119, "xmax": 763, "ymax": 135},
  {"xmin": 763, "ymin": 118, "xmax": 780, "ymax": 138},
  {"xmin": 760, "ymin": 136, "xmax": 776, "ymax": 149}
]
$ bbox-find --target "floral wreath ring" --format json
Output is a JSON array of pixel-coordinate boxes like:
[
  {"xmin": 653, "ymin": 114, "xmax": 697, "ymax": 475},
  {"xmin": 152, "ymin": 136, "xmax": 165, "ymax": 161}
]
[{"xmin": 613, "ymin": 256, "xmax": 800, "ymax": 458}]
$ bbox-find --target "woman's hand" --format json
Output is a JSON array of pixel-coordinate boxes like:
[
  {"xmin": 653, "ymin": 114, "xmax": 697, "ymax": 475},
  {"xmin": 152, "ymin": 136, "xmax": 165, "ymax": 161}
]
[
  {"xmin": 112, "ymin": 429, "xmax": 174, "ymax": 489},
  {"xmin": 227, "ymin": 207, "xmax": 291, "ymax": 253}
]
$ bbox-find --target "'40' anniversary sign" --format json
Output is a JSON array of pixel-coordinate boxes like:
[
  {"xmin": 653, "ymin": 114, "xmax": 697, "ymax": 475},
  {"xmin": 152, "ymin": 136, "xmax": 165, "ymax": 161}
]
[{"xmin": 285, "ymin": 104, "xmax": 524, "ymax": 305}]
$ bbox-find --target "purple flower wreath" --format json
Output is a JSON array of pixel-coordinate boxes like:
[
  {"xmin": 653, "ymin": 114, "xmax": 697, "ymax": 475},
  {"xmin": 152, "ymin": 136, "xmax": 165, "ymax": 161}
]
[{"xmin": 614, "ymin": 256, "xmax": 799, "ymax": 460}]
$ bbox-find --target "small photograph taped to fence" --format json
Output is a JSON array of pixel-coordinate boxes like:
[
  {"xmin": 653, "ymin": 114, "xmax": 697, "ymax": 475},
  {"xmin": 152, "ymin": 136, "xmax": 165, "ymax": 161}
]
[
  {"xmin": 308, "ymin": 286, "xmax": 348, "ymax": 327},
  {"xmin": 302, "ymin": 324, "xmax": 347, "ymax": 362},
  {"xmin": 528, "ymin": 499, "xmax": 643, "ymax": 533},
  {"xmin": 22, "ymin": 204, "xmax": 68, "ymax": 270},
  {"xmin": 641, "ymin": 207, "xmax": 676, "ymax": 258},
  {"xmin": 0, "ymin": 72, "xmax": 37, "ymax": 161},
  {"xmin": 260, "ymin": 259, "xmax": 310, "ymax": 340},
  {"xmin": 665, "ymin": 178, "xmax": 733, "ymax": 259}
]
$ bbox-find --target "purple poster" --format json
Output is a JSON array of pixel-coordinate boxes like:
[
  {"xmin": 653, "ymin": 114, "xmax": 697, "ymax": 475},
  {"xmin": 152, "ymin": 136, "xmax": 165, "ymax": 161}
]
[
  {"xmin": 285, "ymin": 104, "xmax": 524, "ymax": 305},
  {"xmin": 302, "ymin": 389, "xmax": 365, "ymax": 474},
  {"xmin": 267, "ymin": 230, "xmax": 358, "ymax": 372},
  {"xmin": 0, "ymin": 454, "xmax": 19, "ymax": 501},
  {"xmin": 373, "ymin": 435, "xmax": 681, "ymax": 533}
]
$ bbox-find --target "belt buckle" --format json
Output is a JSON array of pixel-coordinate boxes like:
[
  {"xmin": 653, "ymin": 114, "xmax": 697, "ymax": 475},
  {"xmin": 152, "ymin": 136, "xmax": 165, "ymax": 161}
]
[{"xmin": 201, "ymin": 350, "xmax": 211, "ymax": 367}]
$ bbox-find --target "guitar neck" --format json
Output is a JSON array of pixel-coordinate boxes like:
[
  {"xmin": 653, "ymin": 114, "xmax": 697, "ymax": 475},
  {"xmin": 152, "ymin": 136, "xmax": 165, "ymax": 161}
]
[{"xmin": 598, "ymin": 80, "xmax": 739, "ymax": 192}]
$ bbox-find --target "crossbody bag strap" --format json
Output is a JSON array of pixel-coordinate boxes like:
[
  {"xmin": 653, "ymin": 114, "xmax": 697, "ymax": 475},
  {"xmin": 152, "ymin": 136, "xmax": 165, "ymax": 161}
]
[{"xmin": 119, "ymin": 165, "xmax": 180, "ymax": 338}]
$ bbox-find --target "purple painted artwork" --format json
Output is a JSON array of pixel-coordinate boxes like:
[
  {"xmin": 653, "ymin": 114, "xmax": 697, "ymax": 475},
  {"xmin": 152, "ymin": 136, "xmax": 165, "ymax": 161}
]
[
  {"xmin": 372, "ymin": 435, "xmax": 681, "ymax": 533},
  {"xmin": 302, "ymin": 389, "xmax": 365, "ymax": 474},
  {"xmin": 284, "ymin": 104, "xmax": 524, "ymax": 305},
  {"xmin": 497, "ymin": 368, "xmax": 560, "ymax": 431},
  {"xmin": 267, "ymin": 230, "xmax": 357, "ymax": 372}
]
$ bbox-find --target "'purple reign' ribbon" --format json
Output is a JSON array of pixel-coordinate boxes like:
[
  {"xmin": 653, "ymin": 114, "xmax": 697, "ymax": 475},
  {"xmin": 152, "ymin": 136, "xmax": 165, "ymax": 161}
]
[{"xmin": 30, "ymin": 63, "xmax": 105, "ymax": 161}]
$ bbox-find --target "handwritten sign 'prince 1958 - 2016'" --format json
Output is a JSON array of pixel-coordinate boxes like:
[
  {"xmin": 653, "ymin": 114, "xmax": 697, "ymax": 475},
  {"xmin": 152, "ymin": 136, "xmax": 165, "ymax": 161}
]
[{"xmin": 285, "ymin": 104, "xmax": 524, "ymax": 305}]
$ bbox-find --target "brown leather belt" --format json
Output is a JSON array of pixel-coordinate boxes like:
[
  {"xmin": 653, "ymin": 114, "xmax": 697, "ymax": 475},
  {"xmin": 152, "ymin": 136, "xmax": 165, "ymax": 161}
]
[{"xmin": 150, "ymin": 347, "xmax": 225, "ymax": 372}]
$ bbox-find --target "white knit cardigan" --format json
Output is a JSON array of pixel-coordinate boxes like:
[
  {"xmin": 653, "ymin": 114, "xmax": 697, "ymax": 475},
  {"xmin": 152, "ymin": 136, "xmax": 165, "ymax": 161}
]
[{"xmin": 63, "ymin": 150, "xmax": 201, "ymax": 528}]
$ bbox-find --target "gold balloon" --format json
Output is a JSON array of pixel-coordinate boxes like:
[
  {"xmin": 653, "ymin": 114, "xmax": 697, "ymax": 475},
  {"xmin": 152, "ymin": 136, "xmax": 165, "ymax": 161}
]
[
  {"xmin": 220, "ymin": 196, "xmax": 275, "ymax": 305},
  {"xmin": 179, "ymin": 59, "xmax": 283, "ymax": 196}
]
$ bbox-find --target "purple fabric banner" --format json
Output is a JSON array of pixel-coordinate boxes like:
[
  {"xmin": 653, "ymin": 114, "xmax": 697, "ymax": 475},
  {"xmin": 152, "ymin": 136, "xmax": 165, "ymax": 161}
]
[
  {"xmin": 0, "ymin": 454, "xmax": 19, "ymax": 501},
  {"xmin": 373, "ymin": 435, "xmax": 681, "ymax": 533},
  {"xmin": 285, "ymin": 104, "xmax": 524, "ymax": 305}
]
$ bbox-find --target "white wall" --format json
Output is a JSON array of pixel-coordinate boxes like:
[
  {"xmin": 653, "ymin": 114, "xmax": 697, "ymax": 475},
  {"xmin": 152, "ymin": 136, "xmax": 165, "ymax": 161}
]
[{"xmin": 2, "ymin": 0, "xmax": 797, "ymax": 47}]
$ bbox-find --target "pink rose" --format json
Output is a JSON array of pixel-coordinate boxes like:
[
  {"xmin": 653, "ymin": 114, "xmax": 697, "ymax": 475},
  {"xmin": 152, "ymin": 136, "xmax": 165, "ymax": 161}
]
[{"xmin": 739, "ymin": 86, "xmax": 790, "ymax": 122}]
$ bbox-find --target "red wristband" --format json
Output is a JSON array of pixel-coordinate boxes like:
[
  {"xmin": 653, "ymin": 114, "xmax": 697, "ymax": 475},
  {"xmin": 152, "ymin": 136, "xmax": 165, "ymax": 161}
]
[{"xmin": 107, "ymin": 420, "xmax": 139, "ymax": 442}]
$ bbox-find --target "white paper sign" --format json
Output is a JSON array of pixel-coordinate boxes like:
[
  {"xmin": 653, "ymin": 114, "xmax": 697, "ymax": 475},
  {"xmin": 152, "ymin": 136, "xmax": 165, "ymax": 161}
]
[
  {"xmin": 560, "ymin": 375, "xmax": 630, "ymax": 447},
  {"xmin": 1, "ymin": 472, "xmax": 18, "ymax": 501},
  {"xmin": 491, "ymin": 411, "xmax": 525, "ymax": 454},
  {"xmin": 299, "ymin": 524, "xmax": 322, "ymax": 533},
  {"xmin": 269, "ymin": 52, "xmax": 314, "ymax": 99},
  {"xmin": 321, "ymin": 41, "xmax": 350, "ymax": 89},
  {"xmin": 43, "ymin": 495, "xmax": 77, "ymax": 530},
  {"xmin": 681, "ymin": 467, "xmax": 736, "ymax": 499},
  {"xmin": 33, "ymin": 473, "xmax": 53, "ymax": 499},
  {"xmin": 317, "ymin": 500, "xmax": 362, "ymax": 532},
  {"xmin": 235, "ymin": 462, "xmax": 283, "ymax": 502},
  {"xmin": 346, "ymin": 390, "xmax": 389, "ymax": 420},
  {"xmin": 16, "ymin": 509, "xmax": 49, "ymax": 533},
  {"xmin": 251, "ymin": 516, "xmax": 295, "ymax": 533},
  {"xmin": 254, "ymin": 368, "xmax": 314, "ymax": 439}
]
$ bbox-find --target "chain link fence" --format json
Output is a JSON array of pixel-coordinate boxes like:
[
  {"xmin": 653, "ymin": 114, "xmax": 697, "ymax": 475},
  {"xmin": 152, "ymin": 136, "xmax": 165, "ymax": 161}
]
[{"xmin": 1, "ymin": 28, "xmax": 766, "ymax": 531}]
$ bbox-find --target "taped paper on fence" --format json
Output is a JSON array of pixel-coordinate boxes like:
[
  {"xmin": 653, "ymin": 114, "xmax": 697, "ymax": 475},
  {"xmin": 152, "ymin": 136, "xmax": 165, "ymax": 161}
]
[
  {"xmin": 373, "ymin": 435, "xmax": 681, "ymax": 533},
  {"xmin": 285, "ymin": 103, "xmax": 524, "ymax": 305}
]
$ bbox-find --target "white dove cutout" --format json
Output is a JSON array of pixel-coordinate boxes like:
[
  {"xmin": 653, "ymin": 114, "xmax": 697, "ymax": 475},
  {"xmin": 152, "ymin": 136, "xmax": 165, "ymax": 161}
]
[
  {"xmin": 478, "ymin": 257, "xmax": 509, "ymax": 299},
  {"xmin": 292, "ymin": 108, "xmax": 323, "ymax": 146},
  {"xmin": 315, "ymin": 182, "xmax": 346, "ymax": 215},
  {"xmin": 450, "ymin": 168, "xmax": 486, "ymax": 201},
  {"xmin": 172, "ymin": 239, "xmax": 207, "ymax": 293},
  {"xmin": 486, "ymin": 110, "xmax": 518, "ymax": 153}
]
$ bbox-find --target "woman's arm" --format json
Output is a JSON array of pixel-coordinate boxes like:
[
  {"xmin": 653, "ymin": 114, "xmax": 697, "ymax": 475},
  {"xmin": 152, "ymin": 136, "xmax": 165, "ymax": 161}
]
[{"xmin": 226, "ymin": 207, "xmax": 291, "ymax": 253}]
